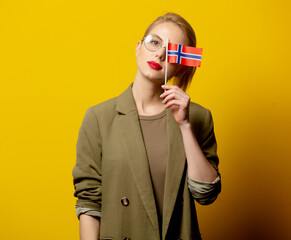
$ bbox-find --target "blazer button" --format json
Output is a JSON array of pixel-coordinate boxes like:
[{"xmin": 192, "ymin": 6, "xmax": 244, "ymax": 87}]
[{"xmin": 121, "ymin": 197, "xmax": 129, "ymax": 206}]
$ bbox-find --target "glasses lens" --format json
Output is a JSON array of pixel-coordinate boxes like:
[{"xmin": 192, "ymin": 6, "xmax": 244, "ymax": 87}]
[{"xmin": 144, "ymin": 34, "xmax": 163, "ymax": 52}]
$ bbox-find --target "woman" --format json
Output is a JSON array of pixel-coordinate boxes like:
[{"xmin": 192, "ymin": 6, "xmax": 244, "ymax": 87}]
[{"xmin": 72, "ymin": 12, "xmax": 221, "ymax": 240}]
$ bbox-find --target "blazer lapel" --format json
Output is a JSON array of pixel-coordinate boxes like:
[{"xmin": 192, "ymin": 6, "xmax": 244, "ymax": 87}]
[
  {"xmin": 162, "ymin": 109, "xmax": 186, "ymax": 239},
  {"xmin": 116, "ymin": 82, "xmax": 160, "ymax": 238},
  {"xmin": 116, "ymin": 82, "xmax": 186, "ymax": 240}
]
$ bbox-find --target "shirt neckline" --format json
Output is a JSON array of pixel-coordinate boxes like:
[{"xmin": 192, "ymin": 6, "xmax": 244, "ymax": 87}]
[{"xmin": 138, "ymin": 108, "xmax": 167, "ymax": 120}]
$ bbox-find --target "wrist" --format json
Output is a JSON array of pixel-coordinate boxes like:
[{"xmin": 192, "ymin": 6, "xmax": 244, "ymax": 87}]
[{"xmin": 178, "ymin": 121, "xmax": 191, "ymax": 129}]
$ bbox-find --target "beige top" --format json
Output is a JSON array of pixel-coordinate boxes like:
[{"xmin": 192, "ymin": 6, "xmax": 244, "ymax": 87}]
[{"xmin": 138, "ymin": 108, "xmax": 168, "ymax": 233}]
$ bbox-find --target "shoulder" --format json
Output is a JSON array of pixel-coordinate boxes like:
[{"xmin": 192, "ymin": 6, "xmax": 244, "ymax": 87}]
[
  {"xmin": 90, "ymin": 97, "xmax": 117, "ymax": 115},
  {"xmin": 189, "ymin": 101, "xmax": 208, "ymax": 113},
  {"xmin": 188, "ymin": 101, "xmax": 214, "ymax": 137},
  {"xmin": 189, "ymin": 101, "xmax": 211, "ymax": 122},
  {"xmin": 86, "ymin": 96, "xmax": 118, "ymax": 124},
  {"xmin": 79, "ymin": 97, "xmax": 119, "ymax": 135}
]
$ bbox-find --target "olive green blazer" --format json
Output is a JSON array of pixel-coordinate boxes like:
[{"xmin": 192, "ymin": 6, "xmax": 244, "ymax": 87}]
[{"xmin": 72, "ymin": 82, "xmax": 220, "ymax": 240}]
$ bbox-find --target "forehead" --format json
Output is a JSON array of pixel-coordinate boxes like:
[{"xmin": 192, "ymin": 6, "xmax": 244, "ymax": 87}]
[{"xmin": 148, "ymin": 22, "xmax": 188, "ymax": 45}]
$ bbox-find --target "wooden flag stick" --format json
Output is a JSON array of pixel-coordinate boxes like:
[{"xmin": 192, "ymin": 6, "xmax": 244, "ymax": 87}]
[{"xmin": 165, "ymin": 38, "xmax": 168, "ymax": 86}]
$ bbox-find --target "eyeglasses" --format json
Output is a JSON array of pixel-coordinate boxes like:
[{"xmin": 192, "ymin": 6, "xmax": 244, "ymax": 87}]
[{"xmin": 143, "ymin": 34, "xmax": 166, "ymax": 52}]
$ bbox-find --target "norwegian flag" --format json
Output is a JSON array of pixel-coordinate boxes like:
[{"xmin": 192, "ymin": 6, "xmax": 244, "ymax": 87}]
[{"xmin": 167, "ymin": 43, "xmax": 203, "ymax": 67}]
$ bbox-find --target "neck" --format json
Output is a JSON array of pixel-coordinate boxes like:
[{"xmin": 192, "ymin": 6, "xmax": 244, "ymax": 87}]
[{"xmin": 132, "ymin": 71, "xmax": 165, "ymax": 115}]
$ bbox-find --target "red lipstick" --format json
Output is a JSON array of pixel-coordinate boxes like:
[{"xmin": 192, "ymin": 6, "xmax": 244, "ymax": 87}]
[{"xmin": 147, "ymin": 61, "xmax": 162, "ymax": 70}]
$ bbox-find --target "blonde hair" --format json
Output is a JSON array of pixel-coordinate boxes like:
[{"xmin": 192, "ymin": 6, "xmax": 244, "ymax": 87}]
[{"xmin": 142, "ymin": 12, "xmax": 197, "ymax": 91}]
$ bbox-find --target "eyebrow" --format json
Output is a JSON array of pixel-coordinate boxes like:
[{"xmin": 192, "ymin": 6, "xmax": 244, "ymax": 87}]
[
  {"xmin": 150, "ymin": 33, "xmax": 163, "ymax": 38},
  {"xmin": 150, "ymin": 33, "xmax": 169, "ymax": 43}
]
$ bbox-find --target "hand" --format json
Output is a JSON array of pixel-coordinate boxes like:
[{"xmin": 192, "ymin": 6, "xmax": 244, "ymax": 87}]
[{"xmin": 160, "ymin": 85, "xmax": 190, "ymax": 126}]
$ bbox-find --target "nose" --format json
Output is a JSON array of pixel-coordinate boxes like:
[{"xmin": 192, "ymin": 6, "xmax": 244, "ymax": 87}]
[{"xmin": 155, "ymin": 46, "xmax": 166, "ymax": 61}]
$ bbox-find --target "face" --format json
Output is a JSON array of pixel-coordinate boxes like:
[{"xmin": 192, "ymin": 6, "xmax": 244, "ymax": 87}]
[{"xmin": 136, "ymin": 22, "xmax": 189, "ymax": 83}]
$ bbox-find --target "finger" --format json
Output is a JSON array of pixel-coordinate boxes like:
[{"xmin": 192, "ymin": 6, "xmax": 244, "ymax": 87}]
[
  {"xmin": 162, "ymin": 93, "xmax": 177, "ymax": 104},
  {"xmin": 161, "ymin": 84, "xmax": 179, "ymax": 91},
  {"xmin": 162, "ymin": 91, "xmax": 186, "ymax": 104},
  {"xmin": 165, "ymin": 99, "xmax": 185, "ymax": 109},
  {"xmin": 160, "ymin": 89, "xmax": 175, "ymax": 98},
  {"xmin": 160, "ymin": 87, "xmax": 186, "ymax": 99},
  {"xmin": 163, "ymin": 92, "xmax": 190, "ymax": 106},
  {"xmin": 162, "ymin": 85, "xmax": 189, "ymax": 98},
  {"xmin": 166, "ymin": 96, "xmax": 190, "ymax": 108}
]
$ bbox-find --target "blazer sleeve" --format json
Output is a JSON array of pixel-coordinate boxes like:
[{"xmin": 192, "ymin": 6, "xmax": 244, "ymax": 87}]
[
  {"xmin": 75, "ymin": 205, "xmax": 101, "ymax": 220},
  {"xmin": 188, "ymin": 108, "xmax": 221, "ymax": 205},
  {"xmin": 72, "ymin": 107, "xmax": 102, "ymax": 216}
]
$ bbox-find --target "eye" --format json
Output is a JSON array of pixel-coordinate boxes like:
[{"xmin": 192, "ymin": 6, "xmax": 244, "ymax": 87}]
[
  {"xmin": 143, "ymin": 34, "xmax": 163, "ymax": 51},
  {"xmin": 150, "ymin": 40, "xmax": 160, "ymax": 46}
]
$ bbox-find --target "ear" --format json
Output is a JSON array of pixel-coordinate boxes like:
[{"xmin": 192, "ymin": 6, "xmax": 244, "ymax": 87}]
[
  {"xmin": 136, "ymin": 40, "xmax": 142, "ymax": 57},
  {"xmin": 174, "ymin": 66, "xmax": 188, "ymax": 77}
]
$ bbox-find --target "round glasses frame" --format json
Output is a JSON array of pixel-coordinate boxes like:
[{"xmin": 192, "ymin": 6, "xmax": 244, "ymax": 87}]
[{"xmin": 143, "ymin": 34, "xmax": 166, "ymax": 52}]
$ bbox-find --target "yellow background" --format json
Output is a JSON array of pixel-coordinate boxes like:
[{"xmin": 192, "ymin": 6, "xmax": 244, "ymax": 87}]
[{"xmin": 1, "ymin": 0, "xmax": 291, "ymax": 239}]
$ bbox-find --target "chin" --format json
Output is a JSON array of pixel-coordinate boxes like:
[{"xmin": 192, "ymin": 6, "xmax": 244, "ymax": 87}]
[
  {"xmin": 144, "ymin": 70, "xmax": 165, "ymax": 80},
  {"xmin": 146, "ymin": 75, "xmax": 165, "ymax": 83},
  {"xmin": 137, "ymin": 65, "xmax": 166, "ymax": 83}
]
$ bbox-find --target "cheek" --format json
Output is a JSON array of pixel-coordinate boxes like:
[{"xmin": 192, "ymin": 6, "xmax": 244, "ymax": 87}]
[
  {"xmin": 136, "ymin": 49, "xmax": 152, "ymax": 69},
  {"xmin": 136, "ymin": 54, "xmax": 146, "ymax": 69},
  {"xmin": 136, "ymin": 50, "xmax": 145, "ymax": 64}
]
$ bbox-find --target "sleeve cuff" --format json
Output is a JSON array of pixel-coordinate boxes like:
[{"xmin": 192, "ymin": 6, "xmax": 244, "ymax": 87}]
[
  {"xmin": 188, "ymin": 172, "xmax": 220, "ymax": 186},
  {"xmin": 75, "ymin": 205, "xmax": 102, "ymax": 220},
  {"xmin": 187, "ymin": 172, "xmax": 221, "ymax": 200}
]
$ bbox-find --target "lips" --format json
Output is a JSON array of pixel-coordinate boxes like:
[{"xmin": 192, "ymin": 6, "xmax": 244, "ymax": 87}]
[{"xmin": 147, "ymin": 61, "xmax": 162, "ymax": 70}]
